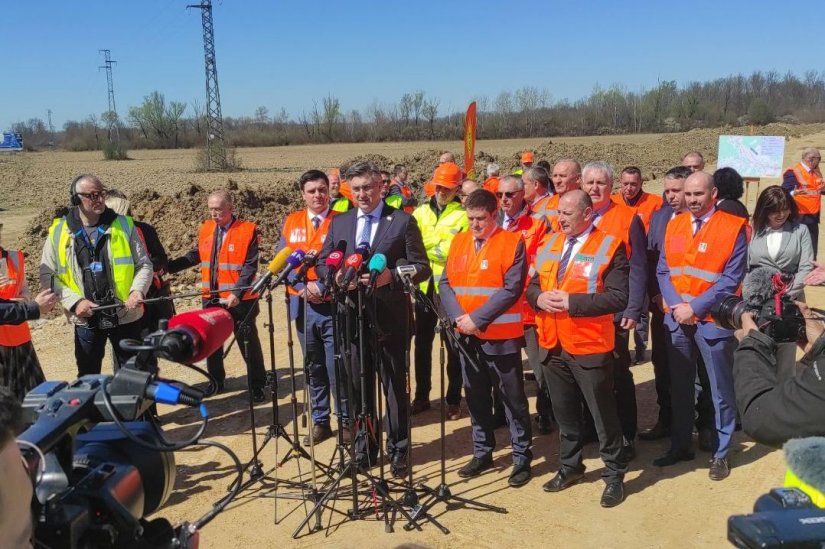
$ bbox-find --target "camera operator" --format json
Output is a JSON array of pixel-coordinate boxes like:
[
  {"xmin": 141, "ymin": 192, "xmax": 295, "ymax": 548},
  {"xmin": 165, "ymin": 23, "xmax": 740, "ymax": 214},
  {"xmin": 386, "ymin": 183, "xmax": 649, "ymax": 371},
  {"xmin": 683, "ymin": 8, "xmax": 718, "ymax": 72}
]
[
  {"xmin": 0, "ymin": 386, "xmax": 34, "ymax": 548},
  {"xmin": 733, "ymin": 303, "xmax": 825, "ymax": 448}
]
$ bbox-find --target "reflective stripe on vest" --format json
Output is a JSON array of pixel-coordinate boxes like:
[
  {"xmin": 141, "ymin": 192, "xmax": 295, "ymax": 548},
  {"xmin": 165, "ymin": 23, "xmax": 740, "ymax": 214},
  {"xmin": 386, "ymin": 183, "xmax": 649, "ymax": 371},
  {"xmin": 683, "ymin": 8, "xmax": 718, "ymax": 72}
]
[
  {"xmin": 0, "ymin": 250, "xmax": 32, "ymax": 346},
  {"xmin": 664, "ymin": 210, "xmax": 744, "ymax": 321},
  {"xmin": 534, "ymin": 228, "xmax": 620, "ymax": 354},
  {"xmin": 790, "ymin": 163, "xmax": 823, "ymax": 215},
  {"xmin": 281, "ymin": 209, "xmax": 336, "ymax": 296},
  {"xmin": 444, "ymin": 228, "xmax": 524, "ymax": 340},
  {"xmin": 597, "ymin": 202, "xmax": 636, "ymax": 259},
  {"xmin": 48, "ymin": 215, "xmax": 136, "ymax": 303},
  {"xmin": 413, "ymin": 201, "xmax": 468, "ymax": 294},
  {"xmin": 198, "ymin": 219, "xmax": 259, "ymax": 300}
]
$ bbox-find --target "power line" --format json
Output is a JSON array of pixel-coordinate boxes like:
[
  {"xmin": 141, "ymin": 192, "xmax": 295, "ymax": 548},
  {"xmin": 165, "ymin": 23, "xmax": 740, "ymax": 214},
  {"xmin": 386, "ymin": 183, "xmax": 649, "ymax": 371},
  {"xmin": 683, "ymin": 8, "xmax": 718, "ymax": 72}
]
[
  {"xmin": 98, "ymin": 49, "xmax": 120, "ymax": 144},
  {"xmin": 188, "ymin": 0, "xmax": 227, "ymax": 170}
]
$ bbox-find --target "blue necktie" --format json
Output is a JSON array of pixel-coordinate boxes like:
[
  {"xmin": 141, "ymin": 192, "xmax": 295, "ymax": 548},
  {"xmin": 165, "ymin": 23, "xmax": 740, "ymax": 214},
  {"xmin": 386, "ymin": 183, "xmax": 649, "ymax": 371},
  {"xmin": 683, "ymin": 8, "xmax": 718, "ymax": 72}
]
[
  {"xmin": 556, "ymin": 237, "xmax": 577, "ymax": 284},
  {"xmin": 359, "ymin": 214, "xmax": 373, "ymax": 244},
  {"xmin": 312, "ymin": 216, "xmax": 321, "ymax": 231}
]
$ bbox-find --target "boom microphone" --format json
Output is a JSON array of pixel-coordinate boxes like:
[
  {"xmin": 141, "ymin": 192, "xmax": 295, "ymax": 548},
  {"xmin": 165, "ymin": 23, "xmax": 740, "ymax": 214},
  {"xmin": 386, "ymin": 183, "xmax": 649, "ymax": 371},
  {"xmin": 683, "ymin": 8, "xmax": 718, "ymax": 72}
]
[
  {"xmin": 364, "ymin": 253, "xmax": 387, "ymax": 295},
  {"xmin": 322, "ymin": 240, "xmax": 348, "ymax": 294},
  {"xmin": 159, "ymin": 307, "xmax": 234, "ymax": 364},
  {"xmin": 249, "ymin": 246, "xmax": 294, "ymax": 295},
  {"xmin": 338, "ymin": 242, "xmax": 371, "ymax": 289},
  {"xmin": 742, "ymin": 266, "xmax": 781, "ymax": 307}
]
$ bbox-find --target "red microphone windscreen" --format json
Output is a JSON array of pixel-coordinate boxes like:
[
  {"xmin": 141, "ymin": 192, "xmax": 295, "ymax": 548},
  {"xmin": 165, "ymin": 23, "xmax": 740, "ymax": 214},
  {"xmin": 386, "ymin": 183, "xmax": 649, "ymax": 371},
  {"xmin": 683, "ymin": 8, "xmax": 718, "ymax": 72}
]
[
  {"xmin": 168, "ymin": 307, "xmax": 234, "ymax": 364},
  {"xmin": 326, "ymin": 250, "xmax": 345, "ymax": 267},
  {"xmin": 344, "ymin": 253, "xmax": 363, "ymax": 270}
]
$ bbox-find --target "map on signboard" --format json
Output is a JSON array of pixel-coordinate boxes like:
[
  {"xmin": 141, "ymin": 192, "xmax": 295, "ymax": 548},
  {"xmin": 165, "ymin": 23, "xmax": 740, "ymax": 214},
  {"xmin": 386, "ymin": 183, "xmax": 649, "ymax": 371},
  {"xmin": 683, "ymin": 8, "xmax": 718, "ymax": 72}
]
[{"xmin": 717, "ymin": 135, "xmax": 785, "ymax": 178}]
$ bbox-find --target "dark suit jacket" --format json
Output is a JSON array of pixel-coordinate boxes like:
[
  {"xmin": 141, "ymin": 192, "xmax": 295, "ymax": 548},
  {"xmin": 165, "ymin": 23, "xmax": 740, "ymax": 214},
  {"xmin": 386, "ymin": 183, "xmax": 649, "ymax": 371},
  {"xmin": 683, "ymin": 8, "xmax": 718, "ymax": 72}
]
[
  {"xmin": 316, "ymin": 204, "xmax": 430, "ymax": 341},
  {"xmin": 646, "ymin": 207, "xmax": 682, "ymax": 299},
  {"xmin": 0, "ymin": 300, "xmax": 39, "ymax": 325}
]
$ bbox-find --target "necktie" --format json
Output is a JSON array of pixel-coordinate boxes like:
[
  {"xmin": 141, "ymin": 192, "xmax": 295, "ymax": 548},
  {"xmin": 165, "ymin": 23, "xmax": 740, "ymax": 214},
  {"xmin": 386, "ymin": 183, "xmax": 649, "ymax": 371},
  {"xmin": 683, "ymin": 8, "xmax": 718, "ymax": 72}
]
[
  {"xmin": 592, "ymin": 211, "xmax": 601, "ymax": 225},
  {"xmin": 556, "ymin": 237, "xmax": 578, "ymax": 284},
  {"xmin": 694, "ymin": 217, "xmax": 703, "ymax": 235},
  {"xmin": 311, "ymin": 216, "xmax": 321, "ymax": 231},
  {"xmin": 506, "ymin": 217, "xmax": 517, "ymax": 230},
  {"xmin": 475, "ymin": 238, "xmax": 484, "ymax": 252},
  {"xmin": 359, "ymin": 214, "xmax": 373, "ymax": 244}
]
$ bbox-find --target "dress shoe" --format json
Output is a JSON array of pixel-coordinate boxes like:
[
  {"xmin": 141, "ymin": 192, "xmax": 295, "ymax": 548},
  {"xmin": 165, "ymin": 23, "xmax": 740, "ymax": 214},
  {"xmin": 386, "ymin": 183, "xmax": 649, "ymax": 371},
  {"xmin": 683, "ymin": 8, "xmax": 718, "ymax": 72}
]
[
  {"xmin": 391, "ymin": 452, "xmax": 408, "ymax": 478},
  {"xmin": 543, "ymin": 469, "xmax": 585, "ymax": 492},
  {"xmin": 536, "ymin": 415, "xmax": 555, "ymax": 435},
  {"xmin": 457, "ymin": 455, "xmax": 493, "ymax": 478},
  {"xmin": 411, "ymin": 399, "xmax": 431, "ymax": 415},
  {"xmin": 633, "ymin": 348, "xmax": 646, "ymax": 365},
  {"xmin": 302, "ymin": 423, "xmax": 333, "ymax": 446},
  {"xmin": 508, "ymin": 463, "xmax": 532, "ymax": 487},
  {"xmin": 600, "ymin": 481, "xmax": 625, "ymax": 508},
  {"xmin": 652, "ymin": 449, "xmax": 695, "ymax": 467},
  {"xmin": 252, "ymin": 387, "xmax": 266, "ymax": 403},
  {"xmin": 708, "ymin": 457, "xmax": 730, "ymax": 481},
  {"xmin": 698, "ymin": 428, "xmax": 715, "ymax": 452},
  {"xmin": 523, "ymin": 371, "xmax": 536, "ymax": 381},
  {"xmin": 620, "ymin": 437, "xmax": 636, "ymax": 463},
  {"xmin": 446, "ymin": 404, "xmax": 461, "ymax": 421},
  {"xmin": 638, "ymin": 422, "xmax": 671, "ymax": 441}
]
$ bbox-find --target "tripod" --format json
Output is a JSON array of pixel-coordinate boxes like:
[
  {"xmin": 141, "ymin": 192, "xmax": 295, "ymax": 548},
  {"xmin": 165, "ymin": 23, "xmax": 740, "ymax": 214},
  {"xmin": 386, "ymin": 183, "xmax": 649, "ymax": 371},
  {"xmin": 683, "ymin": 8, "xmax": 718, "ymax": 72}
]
[
  {"xmin": 293, "ymin": 280, "xmax": 424, "ymax": 536},
  {"xmin": 226, "ymin": 281, "xmax": 332, "ymax": 523},
  {"xmin": 399, "ymin": 276, "xmax": 507, "ymax": 531}
]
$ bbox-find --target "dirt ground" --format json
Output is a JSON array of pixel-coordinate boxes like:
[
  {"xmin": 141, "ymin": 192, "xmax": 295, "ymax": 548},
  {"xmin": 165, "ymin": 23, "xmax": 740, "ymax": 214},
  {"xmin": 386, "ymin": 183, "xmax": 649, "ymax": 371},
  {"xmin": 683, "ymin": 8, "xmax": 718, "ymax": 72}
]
[{"xmin": 2, "ymin": 128, "xmax": 824, "ymax": 547}]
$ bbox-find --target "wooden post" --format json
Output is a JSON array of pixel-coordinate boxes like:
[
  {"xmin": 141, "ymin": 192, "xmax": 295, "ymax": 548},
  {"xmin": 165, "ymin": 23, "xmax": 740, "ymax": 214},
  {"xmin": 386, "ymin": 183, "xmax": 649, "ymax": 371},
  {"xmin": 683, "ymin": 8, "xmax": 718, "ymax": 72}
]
[{"xmin": 743, "ymin": 177, "xmax": 760, "ymax": 211}]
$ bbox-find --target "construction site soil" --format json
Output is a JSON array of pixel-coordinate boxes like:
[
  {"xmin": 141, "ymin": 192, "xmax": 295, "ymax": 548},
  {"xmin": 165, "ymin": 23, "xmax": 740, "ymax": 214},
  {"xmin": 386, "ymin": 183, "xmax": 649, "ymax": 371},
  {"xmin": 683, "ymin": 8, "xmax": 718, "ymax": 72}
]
[{"xmin": 2, "ymin": 125, "xmax": 824, "ymax": 548}]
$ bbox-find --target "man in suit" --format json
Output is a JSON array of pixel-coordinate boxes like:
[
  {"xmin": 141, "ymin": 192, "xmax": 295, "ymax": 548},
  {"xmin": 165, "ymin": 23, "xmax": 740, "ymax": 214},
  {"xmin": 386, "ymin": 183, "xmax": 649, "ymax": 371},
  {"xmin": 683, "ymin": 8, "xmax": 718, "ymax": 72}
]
[
  {"xmin": 527, "ymin": 189, "xmax": 629, "ymax": 507},
  {"xmin": 782, "ymin": 147, "xmax": 823, "ymax": 258},
  {"xmin": 440, "ymin": 189, "xmax": 533, "ymax": 487},
  {"xmin": 654, "ymin": 171, "xmax": 747, "ymax": 481},
  {"xmin": 316, "ymin": 161, "xmax": 431, "ymax": 478},
  {"xmin": 640, "ymin": 166, "xmax": 690, "ymax": 441}
]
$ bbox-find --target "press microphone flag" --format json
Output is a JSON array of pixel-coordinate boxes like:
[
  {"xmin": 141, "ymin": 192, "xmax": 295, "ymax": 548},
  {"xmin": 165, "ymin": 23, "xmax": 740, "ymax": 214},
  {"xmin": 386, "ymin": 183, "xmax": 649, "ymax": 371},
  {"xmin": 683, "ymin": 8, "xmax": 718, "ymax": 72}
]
[
  {"xmin": 249, "ymin": 246, "xmax": 294, "ymax": 295},
  {"xmin": 339, "ymin": 242, "xmax": 371, "ymax": 289},
  {"xmin": 270, "ymin": 249, "xmax": 307, "ymax": 288},
  {"xmin": 365, "ymin": 253, "xmax": 387, "ymax": 295},
  {"xmin": 294, "ymin": 249, "xmax": 319, "ymax": 281}
]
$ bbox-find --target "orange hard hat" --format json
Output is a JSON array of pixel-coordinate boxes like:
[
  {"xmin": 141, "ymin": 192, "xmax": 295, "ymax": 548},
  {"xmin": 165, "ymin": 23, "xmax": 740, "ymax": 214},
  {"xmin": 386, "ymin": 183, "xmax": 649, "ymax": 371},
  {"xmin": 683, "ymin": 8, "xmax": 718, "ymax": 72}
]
[
  {"xmin": 521, "ymin": 151, "xmax": 535, "ymax": 163},
  {"xmin": 424, "ymin": 181, "xmax": 436, "ymax": 197},
  {"xmin": 328, "ymin": 167, "xmax": 340, "ymax": 177},
  {"xmin": 429, "ymin": 162, "xmax": 462, "ymax": 189}
]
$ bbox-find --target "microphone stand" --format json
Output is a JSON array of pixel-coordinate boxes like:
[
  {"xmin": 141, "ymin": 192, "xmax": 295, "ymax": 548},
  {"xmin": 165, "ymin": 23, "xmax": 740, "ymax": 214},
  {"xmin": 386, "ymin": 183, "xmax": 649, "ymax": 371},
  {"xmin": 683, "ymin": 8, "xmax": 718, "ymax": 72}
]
[{"xmin": 398, "ymin": 274, "xmax": 507, "ymax": 533}]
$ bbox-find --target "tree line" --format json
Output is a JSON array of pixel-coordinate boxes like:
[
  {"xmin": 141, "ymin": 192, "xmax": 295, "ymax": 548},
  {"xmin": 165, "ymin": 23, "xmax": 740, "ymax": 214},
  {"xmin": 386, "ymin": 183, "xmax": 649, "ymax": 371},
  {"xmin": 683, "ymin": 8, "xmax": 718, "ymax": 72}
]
[{"xmin": 9, "ymin": 69, "xmax": 825, "ymax": 152}]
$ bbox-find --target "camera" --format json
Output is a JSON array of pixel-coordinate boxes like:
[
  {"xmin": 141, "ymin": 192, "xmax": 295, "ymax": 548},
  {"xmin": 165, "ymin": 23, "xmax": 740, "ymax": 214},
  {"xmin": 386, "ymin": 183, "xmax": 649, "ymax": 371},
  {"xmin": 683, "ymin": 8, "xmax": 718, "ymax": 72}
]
[
  {"xmin": 710, "ymin": 271, "xmax": 805, "ymax": 344},
  {"xmin": 728, "ymin": 488, "xmax": 825, "ymax": 548}
]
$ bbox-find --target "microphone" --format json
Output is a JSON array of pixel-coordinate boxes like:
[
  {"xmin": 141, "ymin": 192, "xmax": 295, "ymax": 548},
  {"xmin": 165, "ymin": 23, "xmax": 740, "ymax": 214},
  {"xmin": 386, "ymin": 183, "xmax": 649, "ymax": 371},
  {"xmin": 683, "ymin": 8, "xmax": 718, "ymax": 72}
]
[
  {"xmin": 742, "ymin": 266, "xmax": 782, "ymax": 307},
  {"xmin": 339, "ymin": 242, "xmax": 371, "ymax": 289},
  {"xmin": 159, "ymin": 307, "xmax": 234, "ymax": 364},
  {"xmin": 322, "ymin": 240, "xmax": 348, "ymax": 295},
  {"xmin": 394, "ymin": 258, "xmax": 419, "ymax": 281},
  {"xmin": 365, "ymin": 253, "xmax": 387, "ymax": 295},
  {"xmin": 293, "ymin": 249, "xmax": 319, "ymax": 281},
  {"xmin": 269, "ymin": 249, "xmax": 307, "ymax": 288},
  {"xmin": 249, "ymin": 246, "xmax": 293, "ymax": 296}
]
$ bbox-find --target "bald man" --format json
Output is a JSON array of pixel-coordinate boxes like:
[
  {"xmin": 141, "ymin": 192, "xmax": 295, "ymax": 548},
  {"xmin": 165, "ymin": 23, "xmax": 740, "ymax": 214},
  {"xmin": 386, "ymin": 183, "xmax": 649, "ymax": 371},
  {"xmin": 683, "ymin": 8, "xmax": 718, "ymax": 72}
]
[
  {"xmin": 655, "ymin": 171, "xmax": 747, "ymax": 481},
  {"xmin": 544, "ymin": 159, "xmax": 582, "ymax": 230},
  {"xmin": 681, "ymin": 151, "xmax": 705, "ymax": 173}
]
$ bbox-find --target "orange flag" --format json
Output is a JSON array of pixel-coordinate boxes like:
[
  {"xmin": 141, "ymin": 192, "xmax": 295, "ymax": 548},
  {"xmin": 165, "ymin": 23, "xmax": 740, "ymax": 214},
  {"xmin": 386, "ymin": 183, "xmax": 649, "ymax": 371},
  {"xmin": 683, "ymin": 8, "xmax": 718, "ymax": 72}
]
[{"xmin": 464, "ymin": 101, "xmax": 477, "ymax": 180}]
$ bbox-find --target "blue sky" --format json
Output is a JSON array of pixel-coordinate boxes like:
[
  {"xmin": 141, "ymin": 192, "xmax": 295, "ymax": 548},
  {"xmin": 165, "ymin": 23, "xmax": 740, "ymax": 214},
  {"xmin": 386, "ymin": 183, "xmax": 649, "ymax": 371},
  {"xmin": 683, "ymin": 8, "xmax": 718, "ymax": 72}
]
[{"xmin": 0, "ymin": 0, "xmax": 815, "ymax": 131}]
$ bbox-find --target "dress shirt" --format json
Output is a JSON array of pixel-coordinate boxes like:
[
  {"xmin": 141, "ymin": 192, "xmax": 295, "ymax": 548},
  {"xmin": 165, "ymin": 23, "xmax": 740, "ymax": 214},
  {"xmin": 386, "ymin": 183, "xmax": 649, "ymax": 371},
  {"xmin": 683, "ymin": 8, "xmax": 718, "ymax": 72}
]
[
  {"xmin": 692, "ymin": 207, "xmax": 715, "ymax": 235},
  {"xmin": 356, "ymin": 202, "xmax": 383, "ymax": 246},
  {"xmin": 561, "ymin": 224, "xmax": 594, "ymax": 270}
]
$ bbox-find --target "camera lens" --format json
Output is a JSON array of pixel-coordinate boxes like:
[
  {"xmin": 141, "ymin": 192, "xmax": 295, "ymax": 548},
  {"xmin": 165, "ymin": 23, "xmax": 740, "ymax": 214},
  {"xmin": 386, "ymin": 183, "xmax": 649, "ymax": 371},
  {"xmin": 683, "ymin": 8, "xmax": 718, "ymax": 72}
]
[{"xmin": 710, "ymin": 293, "xmax": 747, "ymax": 330}]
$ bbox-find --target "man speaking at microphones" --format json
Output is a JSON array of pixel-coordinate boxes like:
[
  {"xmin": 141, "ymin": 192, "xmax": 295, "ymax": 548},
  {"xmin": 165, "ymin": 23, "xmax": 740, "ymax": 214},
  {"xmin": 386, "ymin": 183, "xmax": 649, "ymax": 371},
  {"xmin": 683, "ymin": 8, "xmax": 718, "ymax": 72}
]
[
  {"xmin": 316, "ymin": 161, "xmax": 430, "ymax": 477},
  {"xmin": 278, "ymin": 170, "xmax": 340, "ymax": 444},
  {"xmin": 168, "ymin": 190, "xmax": 267, "ymax": 401}
]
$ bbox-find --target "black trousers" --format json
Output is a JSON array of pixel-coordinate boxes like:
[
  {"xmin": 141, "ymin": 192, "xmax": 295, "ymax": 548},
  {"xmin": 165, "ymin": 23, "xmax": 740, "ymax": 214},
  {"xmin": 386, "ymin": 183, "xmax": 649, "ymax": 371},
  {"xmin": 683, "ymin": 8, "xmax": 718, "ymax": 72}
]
[
  {"xmin": 543, "ymin": 347, "xmax": 626, "ymax": 482},
  {"xmin": 75, "ymin": 320, "xmax": 143, "ymax": 376},
  {"xmin": 206, "ymin": 300, "xmax": 266, "ymax": 390},
  {"xmin": 524, "ymin": 325, "xmax": 553, "ymax": 419},
  {"xmin": 613, "ymin": 324, "xmax": 638, "ymax": 440},
  {"xmin": 413, "ymin": 286, "xmax": 462, "ymax": 405},
  {"xmin": 649, "ymin": 306, "xmax": 672, "ymax": 427},
  {"xmin": 801, "ymin": 216, "xmax": 819, "ymax": 260}
]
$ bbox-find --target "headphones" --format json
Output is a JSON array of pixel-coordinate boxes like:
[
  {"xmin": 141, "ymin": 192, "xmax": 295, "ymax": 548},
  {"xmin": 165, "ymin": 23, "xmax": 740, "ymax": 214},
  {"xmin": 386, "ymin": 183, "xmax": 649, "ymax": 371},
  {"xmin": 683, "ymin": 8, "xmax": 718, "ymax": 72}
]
[{"xmin": 69, "ymin": 175, "xmax": 84, "ymax": 206}]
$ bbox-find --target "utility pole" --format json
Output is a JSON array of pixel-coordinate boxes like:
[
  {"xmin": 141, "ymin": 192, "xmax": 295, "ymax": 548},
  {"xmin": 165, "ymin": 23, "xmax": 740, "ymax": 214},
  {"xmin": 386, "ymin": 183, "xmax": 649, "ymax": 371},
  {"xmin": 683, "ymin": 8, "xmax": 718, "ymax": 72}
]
[
  {"xmin": 188, "ymin": 0, "xmax": 227, "ymax": 170},
  {"xmin": 46, "ymin": 109, "xmax": 54, "ymax": 134},
  {"xmin": 98, "ymin": 49, "xmax": 120, "ymax": 144}
]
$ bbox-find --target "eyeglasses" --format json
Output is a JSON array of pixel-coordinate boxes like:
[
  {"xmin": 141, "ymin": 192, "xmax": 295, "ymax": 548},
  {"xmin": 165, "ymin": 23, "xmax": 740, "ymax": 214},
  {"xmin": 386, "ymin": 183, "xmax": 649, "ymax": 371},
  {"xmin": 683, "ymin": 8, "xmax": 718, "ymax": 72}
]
[
  {"xmin": 381, "ymin": 179, "xmax": 391, "ymax": 184},
  {"xmin": 17, "ymin": 440, "xmax": 45, "ymax": 489},
  {"xmin": 495, "ymin": 191, "xmax": 521, "ymax": 199},
  {"xmin": 77, "ymin": 191, "xmax": 108, "ymax": 202}
]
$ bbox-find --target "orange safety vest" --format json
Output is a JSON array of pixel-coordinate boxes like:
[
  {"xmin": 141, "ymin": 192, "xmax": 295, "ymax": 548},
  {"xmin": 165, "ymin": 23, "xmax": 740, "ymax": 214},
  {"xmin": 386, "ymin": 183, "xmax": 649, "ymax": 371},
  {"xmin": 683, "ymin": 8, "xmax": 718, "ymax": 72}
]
[
  {"xmin": 503, "ymin": 209, "xmax": 546, "ymax": 325},
  {"xmin": 198, "ymin": 219, "xmax": 260, "ymax": 300},
  {"xmin": 788, "ymin": 162, "xmax": 824, "ymax": 215},
  {"xmin": 611, "ymin": 191, "xmax": 663, "ymax": 232},
  {"xmin": 389, "ymin": 181, "xmax": 415, "ymax": 213},
  {"xmin": 596, "ymin": 202, "xmax": 636, "ymax": 259},
  {"xmin": 0, "ymin": 250, "xmax": 33, "ymax": 347},
  {"xmin": 663, "ymin": 210, "xmax": 745, "ymax": 321},
  {"xmin": 533, "ymin": 229, "xmax": 620, "ymax": 354},
  {"xmin": 544, "ymin": 194, "xmax": 561, "ymax": 232},
  {"xmin": 280, "ymin": 209, "xmax": 336, "ymax": 297},
  {"xmin": 530, "ymin": 193, "xmax": 553, "ymax": 221},
  {"xmin": 482, "ymin": 176, "xmax": 500, "ymax": 194},
  {"xmin": 445, "ymin": 228, "xmax": 524, "ymax": 340}
]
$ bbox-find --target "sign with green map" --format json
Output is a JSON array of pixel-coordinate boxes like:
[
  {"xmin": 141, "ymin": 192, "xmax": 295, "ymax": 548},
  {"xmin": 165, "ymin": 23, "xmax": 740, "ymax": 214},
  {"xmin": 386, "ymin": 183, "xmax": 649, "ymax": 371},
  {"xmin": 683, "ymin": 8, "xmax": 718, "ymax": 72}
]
[{"xmin": 717, "ymin": 135, "xmax": 786, "ymax": 178}]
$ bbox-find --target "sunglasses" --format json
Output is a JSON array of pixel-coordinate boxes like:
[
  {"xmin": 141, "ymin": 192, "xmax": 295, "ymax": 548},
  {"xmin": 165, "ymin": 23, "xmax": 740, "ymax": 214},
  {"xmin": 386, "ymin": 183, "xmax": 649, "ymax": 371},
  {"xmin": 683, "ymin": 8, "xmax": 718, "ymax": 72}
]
[
  {"xmin": 77, "ymin": 191, "xmax": 108, "ymax": 201},
  {"xmin": 381, "ymin": 179, "xmax": 391, "ymax": 184},
  {"xmin": 495, "ymin": 191, "xmax": 521, "ymax": 199}
]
